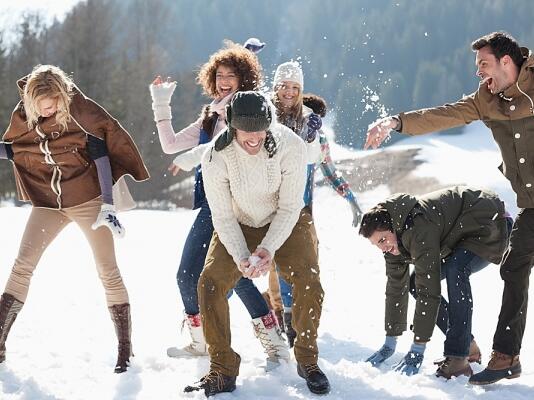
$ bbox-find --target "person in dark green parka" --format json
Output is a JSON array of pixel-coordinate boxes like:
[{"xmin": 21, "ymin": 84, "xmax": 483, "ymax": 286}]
[{"xmin": 359, "ymin": 186, "xmax": 511, "ymax": 379}]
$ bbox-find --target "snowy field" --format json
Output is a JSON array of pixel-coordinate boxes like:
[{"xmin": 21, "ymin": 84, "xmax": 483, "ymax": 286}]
[{"xmin": 0, "ymin": 122, "xmax": 533, "ymax": 399}]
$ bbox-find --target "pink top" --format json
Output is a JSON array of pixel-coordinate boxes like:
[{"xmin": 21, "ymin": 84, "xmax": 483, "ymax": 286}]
[{"xmin": 156, "ymin": 93, "xmax": 232, "ymax": 154}]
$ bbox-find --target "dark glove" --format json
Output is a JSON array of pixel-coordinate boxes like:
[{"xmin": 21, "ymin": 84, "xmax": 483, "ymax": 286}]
[{"xmin": 306, "ymin": 113, "xmax": 322, "ymax": 143}]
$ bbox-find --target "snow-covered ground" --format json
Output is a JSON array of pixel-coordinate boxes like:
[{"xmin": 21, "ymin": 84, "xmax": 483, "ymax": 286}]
[{"xmin": 0, "ymin": 123, "xmax": 533, "ymax": 399}]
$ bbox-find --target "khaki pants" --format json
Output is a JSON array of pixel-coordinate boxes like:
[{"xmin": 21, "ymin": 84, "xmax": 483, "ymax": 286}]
[
  {"xmin": 265, "ymin": 264, "xmax": 284, "ymax": 312},
  {"xmin": 5, "ymin": 198, "xmax": 129, "ymax": 306},
  {"xmin": 199, "ymin": 209, "xmax": 323, "ymax": 376}
]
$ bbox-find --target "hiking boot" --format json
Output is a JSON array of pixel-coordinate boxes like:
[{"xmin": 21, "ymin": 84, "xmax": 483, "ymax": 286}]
[
  {"xmin": 0, "ymin": 293, "xmax": 24, "ymax": 363},
  {"xmin": 468, "ymin": 339, "xmax": 482, "ymax": 364},
  {"xmin": 252, "ymin": 310, "xmax": 290, "ymax": 371},
  {"xmin": 297, "ymin": 363, "xmax": 330, "ymax": 395},
  {"xmin": 109, "ymin": 303, "xmax": 133, "ymax": 373},
  {"xmin": 283, "ymin": 310, "xmax": 296, "ymax": 348},
  {"xmin": 184, "ymin": 370, "xmax": 236, "ymax": 397},
  {"xmin": 434, "ymin": 356, "xmax": 473, "ymax": 379},
  {"xmin": 469, "ymin": 351, "xmax": 521, "ymax": 385},
  {"xmin": 167, "ymin": 313, "xmax": 208, "ymax": 358}
]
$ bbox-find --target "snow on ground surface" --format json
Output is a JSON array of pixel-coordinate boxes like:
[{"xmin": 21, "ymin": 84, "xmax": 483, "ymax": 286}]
[{"xmin": 0, "ymin": 123, "xmax": 533, "ymax": 399}]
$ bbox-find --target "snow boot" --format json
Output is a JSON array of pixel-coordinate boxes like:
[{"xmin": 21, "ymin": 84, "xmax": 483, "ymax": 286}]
[
  {"xmin": 0, "ymin": 293, "xmax": 23, "ymax": 363},
  {"xmin": 283, "ymin": 310, "xmax": 297, "ymax": 348},
  {"xmin": 469, "ymin": 351, "xmax": 521, "ymax": 385},
  {"xmin": 184, "ymin": 354, "xmax": 240, "ymax": 398},
  {"xmin": 468, "ymin": 339, "xmax": 482, "ymax": 364},
  {"xmin": 167, "ymin": 312, "xmax": 208, "ymax": 358},
  {"xmin": 297, "ymin": 363, "xmax": 331, "ymax": 395},
  {"xmin": 252, "ymin": 310, "xmax": 290, "ymax": 371},
  {"xmin": 434, "ymin": 356, "xmax": 473, "ymax": 379},
  {"xmin": 109, "ymin": 303, "xmax": 133, "ymax": 373}
]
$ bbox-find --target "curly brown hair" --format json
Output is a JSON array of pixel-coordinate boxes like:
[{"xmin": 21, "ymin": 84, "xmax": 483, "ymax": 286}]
[{"xmin": 196, "ymin": 41, "xmax": 262, "ymax": 98}]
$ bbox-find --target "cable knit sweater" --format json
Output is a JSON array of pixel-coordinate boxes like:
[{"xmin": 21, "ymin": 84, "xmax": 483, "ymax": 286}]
[{"xmin": 201, "ymin": 122, "xmax": 308, "ymax": 266}]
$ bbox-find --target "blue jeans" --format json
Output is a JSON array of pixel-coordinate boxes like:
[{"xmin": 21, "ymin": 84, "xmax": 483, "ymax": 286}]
[
  {"xmin": 177, "ymin": 199, "xmax": 269, "ymax": 318},
  {"xmin": 441, "ymin": 247, "xmax": 489, "ymax": 357},
  {"xmin": 410, "ymin": 248, "xmax": 488, "ymax": 357},
  {"xmin": 278, "ymin": 273, "xmax": 293, "ymax": 309}
]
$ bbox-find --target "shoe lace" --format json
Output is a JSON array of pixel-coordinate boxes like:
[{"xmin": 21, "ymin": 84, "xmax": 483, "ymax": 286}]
[
  {"xmin": 202, "ymin": 370, "xmax": 226, "ymax": 391},
  {"xmin": 253, "ymin": 323, "xmax": 283, "ymax": 357},
  {"xmin": 303, "ymin": 364, "xmax": 321, "ymax": 375},
  {"xmin": 488, "ymin": 351, "xmax": 510, "ymax": 368}
]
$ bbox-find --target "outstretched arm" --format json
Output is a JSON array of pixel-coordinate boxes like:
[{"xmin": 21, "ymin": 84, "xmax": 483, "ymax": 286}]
[
  {"xmin": 149, "ymin": 76, "xmax": 201, "ymax": 154},
  {"xmin": 364, "ymin": 91, "xmax": 483, "ymax": 149}
]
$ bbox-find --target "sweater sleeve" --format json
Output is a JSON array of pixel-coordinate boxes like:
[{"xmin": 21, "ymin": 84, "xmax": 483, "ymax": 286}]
[
  {"xmin": 172, "ymin": 142, "xmax": 211, "ymax": 171},
  {"xmin": 156, "ymin": 116, "xmax": 202, "ymax": 154},
  {"xmin": 398, "ymin": 91, "xmax": 482, "ymax": 135},
  {"xmin": 201, "ymin": 149, "xmax": 251, "ymax": 266},
  {"xmin": 259, "ymin": 138, "xmax": 307, "ymax": 256}
]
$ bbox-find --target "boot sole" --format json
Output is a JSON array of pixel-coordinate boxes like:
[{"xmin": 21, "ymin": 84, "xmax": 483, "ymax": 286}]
[{"xmin": 469, "ymin": 367, "xmax": 522, "ymax": 385}]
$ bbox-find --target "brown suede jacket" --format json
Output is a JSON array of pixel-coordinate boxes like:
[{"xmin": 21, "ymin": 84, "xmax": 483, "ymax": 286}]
[
  {"xmin": 3, "ymin": 76, "xmax": 149, "ymax": 209},
  {"xmin": 398, "ymin": 48, "xmax": 534, "ymax": 208}
]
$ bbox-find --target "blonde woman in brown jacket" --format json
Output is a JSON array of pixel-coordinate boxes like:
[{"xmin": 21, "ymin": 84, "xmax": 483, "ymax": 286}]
[{"xmin": 0, "ymin": 65, "xmax": 149, "ymax": 373}]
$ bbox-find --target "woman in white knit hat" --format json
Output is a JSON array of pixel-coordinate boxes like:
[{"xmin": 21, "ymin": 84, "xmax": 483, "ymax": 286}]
[{"xmin": 266, "ymin": 61, "xmax": 364, "ymax": 347}]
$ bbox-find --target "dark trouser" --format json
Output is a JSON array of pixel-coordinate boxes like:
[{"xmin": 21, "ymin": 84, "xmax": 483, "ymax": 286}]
[
  {"xmin": 410, "ymin": 248, "xmax": 489, "ymax": 357},
  {"xmin": 177, "ymin": 199, "xmax": 268, "ymax": 318},
  {"xmin": 198, "ymin": 209, "xmax": 323, "ymax": 376},
  {"xmin": 493, "ymin": 208, "xmax": 534, "ymax": 356}
]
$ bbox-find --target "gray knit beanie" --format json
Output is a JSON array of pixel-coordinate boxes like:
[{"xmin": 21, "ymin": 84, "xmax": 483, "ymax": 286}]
[{"xmin": 227, "ymin": 91, "xmax": 272, "ymax": 132}]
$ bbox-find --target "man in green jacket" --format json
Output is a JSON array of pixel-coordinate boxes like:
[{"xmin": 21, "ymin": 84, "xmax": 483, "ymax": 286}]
[
  {"xmin": 364, "ymin": 31, "xmax": 532, "ymax": 385},
  {"xmin": 359, "ymin": 186, "xmax": 510, "ymax": 379}
]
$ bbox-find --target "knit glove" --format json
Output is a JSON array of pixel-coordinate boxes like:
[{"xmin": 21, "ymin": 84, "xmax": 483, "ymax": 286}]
[
  {"xmin": 392, "ymin": 343, "xmax": 425, "ymax": 376},
  {"xmin": 306, "ymin": 113, "xmax": 322, "ymax": 143},
  {"xmin": 351, "ymin": 201, "xmax": 363, "ymax": 227},
  {"xmin": 92, "ymin": 204, "xmax": 125, "ymax": 239},
  {"xmin": 366, "ymin": 336, "xmax": 397, "ymax": 367},
  {"xmin": 149, "ymin": 81, "xmax": 177, "ymax": 122}
]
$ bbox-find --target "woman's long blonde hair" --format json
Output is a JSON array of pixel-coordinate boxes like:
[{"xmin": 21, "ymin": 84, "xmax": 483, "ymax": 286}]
[
  {"xmin": 272, "ymin": 83, "xmax": 304, "ymax": 133},
  {"xmin": 23, "ymin": 65, "xmax": 74, "ymax": 131}
]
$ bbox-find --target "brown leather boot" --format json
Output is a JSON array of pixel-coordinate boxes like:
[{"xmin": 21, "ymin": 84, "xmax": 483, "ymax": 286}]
[
  {"xmin": 0, "ymin": 293, "xmax": 24, "ymax": 363},
  {"xmin": 435, "ymin": 356, "xmax": 473, "ymax": 379},
  {"xmin": 109, "ymin": 303, "xmax": 132, "ymax": 373},
  {"xmin": 468, "ymin": 339, "xmax": 482, "ymax": 364},
  {"xmin": 469, "ymin": 351, "xmax": 521, "ymax": 385}
]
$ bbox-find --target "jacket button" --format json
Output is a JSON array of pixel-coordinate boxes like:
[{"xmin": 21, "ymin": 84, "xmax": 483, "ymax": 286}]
[
  {"xmin": 515, "ymin": 133, "xmax": 521, "ymax": 139},
  {"xmin": 527, "ymin": 183, "xmax": 532, "ymax": 188},
  {"xmin": 510, "ymin": 105, "xmax": 516, "ymax": 111},
  {"xmin": 520, "ymin": 158, "xmax": 526, "ymax": 163}
]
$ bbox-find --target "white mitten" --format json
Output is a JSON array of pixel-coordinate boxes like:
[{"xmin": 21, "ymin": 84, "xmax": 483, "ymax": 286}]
[
  {"xmin": 149, "ymin": 81, "xmax": 177, "ymax": 122},
  {"xmin": 92, "ymin": 204, "xmax": 125, "ymax": 239}
]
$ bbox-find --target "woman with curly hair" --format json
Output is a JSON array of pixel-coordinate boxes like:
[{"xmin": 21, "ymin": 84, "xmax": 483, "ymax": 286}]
[
  {"xmin": 0, "ymin": 64, "xmax": 149, "ymax": 373},
  {"xmin": 149, "ymin": 42, "xmax": 288, "ymax": 366}
]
